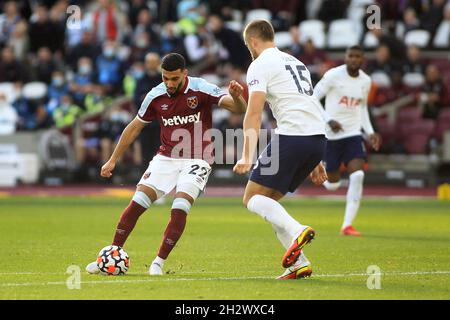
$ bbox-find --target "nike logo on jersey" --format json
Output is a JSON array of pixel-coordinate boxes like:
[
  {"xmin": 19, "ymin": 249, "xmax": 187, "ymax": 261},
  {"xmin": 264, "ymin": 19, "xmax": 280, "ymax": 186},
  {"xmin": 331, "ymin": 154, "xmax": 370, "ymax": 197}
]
[
  {"xmin": 339, "ymin": 96, "xmax": 362, "ymax": 107},
  {"xmin": 161, "ymin": 112, "xmax": 200, "ymax": 126}
]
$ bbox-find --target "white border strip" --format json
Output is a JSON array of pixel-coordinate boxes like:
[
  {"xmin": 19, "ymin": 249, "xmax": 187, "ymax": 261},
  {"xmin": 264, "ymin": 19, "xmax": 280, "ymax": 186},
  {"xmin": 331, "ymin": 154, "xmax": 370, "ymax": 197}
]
[{"xmin": 1, "ymin": 271, "xmax": 449, "ymax": 288}]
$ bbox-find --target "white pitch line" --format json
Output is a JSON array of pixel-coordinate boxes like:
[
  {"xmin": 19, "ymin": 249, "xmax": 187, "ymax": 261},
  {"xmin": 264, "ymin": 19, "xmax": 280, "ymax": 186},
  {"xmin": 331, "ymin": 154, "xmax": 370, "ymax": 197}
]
[{"xmin": 1, "ymin": 271, "xmax": 450, "ymax": 288}]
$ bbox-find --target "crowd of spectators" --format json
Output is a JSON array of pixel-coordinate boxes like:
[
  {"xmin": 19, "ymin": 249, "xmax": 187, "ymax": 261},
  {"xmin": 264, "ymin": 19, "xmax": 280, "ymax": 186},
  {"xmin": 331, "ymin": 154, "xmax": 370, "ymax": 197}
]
[{"xmin": 0, "ymin": 0, "xmax": 449, "ymax": 172}]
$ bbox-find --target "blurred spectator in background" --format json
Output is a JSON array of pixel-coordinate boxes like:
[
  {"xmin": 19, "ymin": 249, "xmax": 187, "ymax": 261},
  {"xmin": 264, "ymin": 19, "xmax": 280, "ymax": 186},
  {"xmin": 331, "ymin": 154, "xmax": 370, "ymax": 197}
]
[
  {"xmin": 95, "ymin": 41, "xmax": 124, "ymax": 94},
  {"xmin": 128, "ymin": 0, "xmax": 150, "ymax": 29},
  {"xmin": 52, "ymin": 94, "xmax": 83, "ymax": 129},
  {"xmin": 403, "ymin": 45, "xmax": 426, "ymax": 75},
  {"xmin": 28, "ymin": 4, "xmax": 65, "ymax": 54},
  {"xmin": 84, "ymin": 84, "xmax": 113, "ymax": 115},
  {"xmin": 207, "ymin": 14, "xmax": 251, "ymax": 70},
  {"xmin": 402, "ymin": 45, "xmax": 426, "ymax": 88},
  {"xmin": 420, "ymin": 64, "xmax": 447, "ymax": 119},
  {"xmin": 98, "ymin": 104, "xmax": 141, "ymax": 165},
  {"xmin": 46, "ymin": 70, "xmax": 69, "ymax": 116},
  {"xmin": 0, "ymin": 92, "xmax": 18, "ymax": 135},
  {"xmin": 367, "ymin": 45, "xmax": 399, "ymax": 77},
  {"xmin": 300, "ymin": 39, "xmax": 329, "ymax": 85},
  {"xmin": 67, "ymin": 31, "xmax": 102, "ymax": 71},
  {"xmin": 183, "ymin": 22, "xmax": 217, "ymax": 75},
  {"xmin": 421, "ymin": 0, "xmax": 446, "ymax": 37},
  {"xmin": 12, "ymin": 91, "xmax": 36, "ymax": 130},
  {"xmin": 250, "ymin": 0, "xmax": 307, "ymax": 29},
  {"xmin": 31, "ymin": 47, "xmax": 60, "ymax": 84},
  {"xmin": 133, "ymin": 52, "xmax": 162, "ymax": 168},
  {"xmin": 0, "ymin": 46, "xmax": 29, "ymax": 84},
  {"xmin": 123, "ymin": 60, "xmax": 144, "ymax": 98},
  {"xmin": 69, "ymin": 57, "xmax": 95, "ymax": 107},
  {"xmin": 288, "ymin": 26, "xmax": 302, "ymax": 58},
  {"xmin": 133, "ymin": 8, "xmax": 160, "ymax": 47},
  {"xmin": 0, "ymin": 1, "xmax": 28, "ymax": 59},
  {"xmin": 402, "ymin": 7, "xmax": 421, "ymax": 33},
  {"xmin": 370, "ymin": 27, "xmax": 406, "ymax": 62},
  {"xmin": 159, "ymin": 22, "xmax": 183, "ymax": 55},
  {"xmin": 317, "ymin": 0, "xmax": 349, "ymax": 23},
  {"xmin": 128, "ymin": 31, "xmax": 159, "ymax": 64},
  {"xmin": 88, "ymin": 0, "xmax": 129, "ymax": 43}
]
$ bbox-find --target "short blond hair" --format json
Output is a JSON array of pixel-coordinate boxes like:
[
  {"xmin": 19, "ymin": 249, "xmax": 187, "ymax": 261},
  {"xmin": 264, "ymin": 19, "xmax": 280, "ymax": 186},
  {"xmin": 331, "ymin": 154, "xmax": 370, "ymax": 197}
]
[{"xmin": 243, "ymin": 19, "xmax": 274, "ymax": 42}]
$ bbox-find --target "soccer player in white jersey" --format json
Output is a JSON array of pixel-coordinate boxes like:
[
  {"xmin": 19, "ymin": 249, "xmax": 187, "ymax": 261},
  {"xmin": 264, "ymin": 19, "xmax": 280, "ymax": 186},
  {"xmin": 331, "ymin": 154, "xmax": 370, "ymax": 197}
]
[
  {"xmin": 313, "ymin": 45, "xmax": 381, "ymax": 237},
  {"xmin": 233, "ymin": 20, "xmax": 328, "ymax": 280},
  {"xmin": 86, "ymin": 53, "xmax": 246, "ymax": 275}
]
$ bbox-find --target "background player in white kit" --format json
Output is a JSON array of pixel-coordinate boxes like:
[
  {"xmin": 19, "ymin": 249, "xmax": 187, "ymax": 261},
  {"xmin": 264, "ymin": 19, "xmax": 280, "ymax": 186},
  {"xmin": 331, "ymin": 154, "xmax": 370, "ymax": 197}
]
[
  {"xmin": 233, "ymin": 20, "xmax": 328, "ymax": 280},
  {"xmin": 313, "ymin": 45, "xmax": 381, "ymax": 237}
]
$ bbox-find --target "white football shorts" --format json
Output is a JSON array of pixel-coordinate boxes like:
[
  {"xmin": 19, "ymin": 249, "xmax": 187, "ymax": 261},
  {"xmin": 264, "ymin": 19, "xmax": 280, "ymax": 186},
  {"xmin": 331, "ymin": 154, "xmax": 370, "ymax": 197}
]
[{"xmin": 137, "ymin": 154, "xmax": 212, "ymax": 200}]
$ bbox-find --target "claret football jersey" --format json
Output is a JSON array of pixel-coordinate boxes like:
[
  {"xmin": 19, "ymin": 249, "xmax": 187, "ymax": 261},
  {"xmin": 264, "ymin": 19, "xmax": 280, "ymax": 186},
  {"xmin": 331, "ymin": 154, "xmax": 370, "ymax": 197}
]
[{"xmin": 137, "ymin": 76, "xmax": 226, "ymax": 162}]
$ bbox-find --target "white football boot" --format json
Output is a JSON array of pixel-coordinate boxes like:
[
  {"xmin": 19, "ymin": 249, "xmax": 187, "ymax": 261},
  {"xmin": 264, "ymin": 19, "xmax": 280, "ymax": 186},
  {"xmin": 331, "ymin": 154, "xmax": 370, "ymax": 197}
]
[
  {"xmin": 149, "ymin": 262, "xmax": 164, "ymax": 275},
  {"xmin": 86, "ymin": 261, "xmax": 100, "ymax": 274},
  {"xmin": 277, "ymin": 252, "xmax": 312, "ymax": 280}
]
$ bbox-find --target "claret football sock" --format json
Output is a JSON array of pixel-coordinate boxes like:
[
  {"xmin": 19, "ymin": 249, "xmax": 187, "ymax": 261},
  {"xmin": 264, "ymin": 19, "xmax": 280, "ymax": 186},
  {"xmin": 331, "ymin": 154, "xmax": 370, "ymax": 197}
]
[
  {"xmin": 342, "ymin": 170, "xmax": 364, "ymax": 229},
  {"xmin": 157, "ymin": 209, "xmax": 187, "ymax": 259},
  {"xmin": 112, "ymin": 200, "xmax": 148, "ymax": 247}
]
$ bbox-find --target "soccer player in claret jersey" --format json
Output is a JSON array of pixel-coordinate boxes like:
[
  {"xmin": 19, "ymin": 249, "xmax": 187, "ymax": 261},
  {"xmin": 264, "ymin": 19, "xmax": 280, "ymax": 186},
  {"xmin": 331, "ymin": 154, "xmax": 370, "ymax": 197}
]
[
  {"xmin": 313, "ymin": 45, "xmax": 381, "ymax": 237},
  {"xmin": 86, "ymin": 53, "xmax": 247, "ymax": 275},
  {"xmin": 233, "ymin": 20, "xmax": 328, "ymax": 280}
]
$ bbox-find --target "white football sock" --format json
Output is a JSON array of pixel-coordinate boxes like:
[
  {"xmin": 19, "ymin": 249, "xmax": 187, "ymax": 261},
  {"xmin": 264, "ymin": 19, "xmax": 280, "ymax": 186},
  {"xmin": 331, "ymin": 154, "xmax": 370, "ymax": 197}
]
[
  {"xmin": 247, "ymin": 195, "xmax": 304, "ymax": 244},
  {"xmin": 343, "ymin": 170, "xmax": 364, "ymax": 229},
  {"xmin": 323, "ymin": 180, "xmax": 341, "ymax": 191},
  {"xmin": 153, "ymin": 256, "xmax": 165, "ymax": 267},
  {"xmin": 271, "ymin": 224, "xmax": 293, "ymax": 249}
]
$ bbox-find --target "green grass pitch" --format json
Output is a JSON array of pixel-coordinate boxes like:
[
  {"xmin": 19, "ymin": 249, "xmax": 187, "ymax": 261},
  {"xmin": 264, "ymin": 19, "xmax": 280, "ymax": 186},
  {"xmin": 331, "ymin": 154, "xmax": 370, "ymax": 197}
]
[{"xmin": 1, "ymin": 196, "xmax": 449, "ymax": 300}]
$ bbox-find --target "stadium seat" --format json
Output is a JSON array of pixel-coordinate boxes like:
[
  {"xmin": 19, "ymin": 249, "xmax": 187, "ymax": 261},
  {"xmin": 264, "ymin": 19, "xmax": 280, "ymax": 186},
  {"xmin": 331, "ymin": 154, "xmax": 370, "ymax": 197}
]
[
  {"xmin": 435, "ymin": 108, "xmax": 450, "ymax": 141},
  {"xmin": 0, "ymin": 82, "xmax": 18, "ymax": 103},
  {"xmin": 375, "ymin": 116, "xmax": 396, "ymax": 145},
  {"xmin": 433, "ymin": 21, "xmax": 450, "ymax": 48},
  {"xmin": 363, "ymin": 31, "xmax": 379, "ymax": 48},
  {"xmin": 274, "ymin": 31, "xmax": 293, "ymax": 49},
  {"xmin": 201, "ymin": 74, "xmax": 221, "ymax": 86},
  {"xmin": 371, "ymin": 72, "xmax": 392, "ymax": 88},
  {"xmin": 22, "ymin": 82, "xmax": 47, "ymax": 100},
  {"xmin": 402, "ymin": 73, "xmax": 425, "ymax": 88},
  {"xmin": 404, "ymin": 30, "xmax": 431, "ymax": 48},
  {"xmin": 397, "ymin": 106, "xmax": 422, "ymax": 123},
  {"xmin": 402, "ymin": 119, "xmax": 436, "ymax": 154},
  {"xmin": 245, "ymin": 9, "xmax": 271, "ymax": 25},
  {"xmin": 327, "ymin": 19, "xmax": 362, "ymax": 49},
  {"xmin": 299, "ymin": 20, "xmax": 326, "ymax": 48},
  {"xmin": 403, "ymin": 133, "xmax": 431, "ymax": 154},
  {"xmin": 397, "ymin": 107, "xmax": 423, "ymax": 139}
]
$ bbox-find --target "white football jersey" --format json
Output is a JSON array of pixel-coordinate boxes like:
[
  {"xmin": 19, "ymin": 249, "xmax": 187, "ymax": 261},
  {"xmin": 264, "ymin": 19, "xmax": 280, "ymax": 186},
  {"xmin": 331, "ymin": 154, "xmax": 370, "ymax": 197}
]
[
  {"xmin": 313, "ymin": 65, "xmax": 374, "ymax": 140},
  {"xmin": 246, "ymin": 47, "xmax": 325, "ymax": 136}
]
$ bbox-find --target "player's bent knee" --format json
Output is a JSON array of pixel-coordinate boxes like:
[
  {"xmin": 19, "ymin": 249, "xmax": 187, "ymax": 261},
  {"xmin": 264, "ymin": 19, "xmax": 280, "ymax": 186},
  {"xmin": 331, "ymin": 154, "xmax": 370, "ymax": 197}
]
[
  {"xmin": 132, "ymin": 191, "xmax": 152, "ymax": 209},
  {"xmin": 176, "ymin": 183, "xmax": 201, "ymax": 202},
  {"xmin": 137, "ymin": 184, "xmax": 163, "ymax": 202},
  {"xmin": 172, "ymin": 198, "xmax": 192, "ymax": 214}
]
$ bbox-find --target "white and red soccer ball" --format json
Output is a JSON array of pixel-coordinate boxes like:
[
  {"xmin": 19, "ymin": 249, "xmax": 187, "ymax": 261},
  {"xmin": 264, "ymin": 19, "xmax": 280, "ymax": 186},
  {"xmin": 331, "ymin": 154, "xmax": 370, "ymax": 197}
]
[{"xmin": 97, "ymin": 245, "xmax": 129, "ymax": 275}]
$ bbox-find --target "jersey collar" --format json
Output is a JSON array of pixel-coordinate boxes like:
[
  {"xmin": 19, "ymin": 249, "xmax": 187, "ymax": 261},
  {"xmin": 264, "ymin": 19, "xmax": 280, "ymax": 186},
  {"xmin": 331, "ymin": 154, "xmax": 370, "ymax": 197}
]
[{"xmin": 167, "ymin": 76, "xmax": 190, "ymax": 97}]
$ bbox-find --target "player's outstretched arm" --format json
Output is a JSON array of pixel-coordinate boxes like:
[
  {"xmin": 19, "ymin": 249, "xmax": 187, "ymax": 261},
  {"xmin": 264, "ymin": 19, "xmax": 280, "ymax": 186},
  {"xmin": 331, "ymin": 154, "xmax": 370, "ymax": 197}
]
[
  {"xmin": 219, "ymin": 80, "xmax": 247, "ymax": 114},
  {"xmin": 100, "ymin": 117, "xmax": 146, "ymax": 178},
  {"xmin": 233, "ymin": 91, "xmax": 266, "ymax": 175}
]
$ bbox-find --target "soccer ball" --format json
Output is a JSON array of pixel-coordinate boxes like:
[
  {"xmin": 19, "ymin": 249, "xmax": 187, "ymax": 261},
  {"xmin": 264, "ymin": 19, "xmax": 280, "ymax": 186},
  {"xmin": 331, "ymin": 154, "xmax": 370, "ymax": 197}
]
[{"xmin": 97, "ymin": 245, "xmax": 129, "ymax": 275}]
